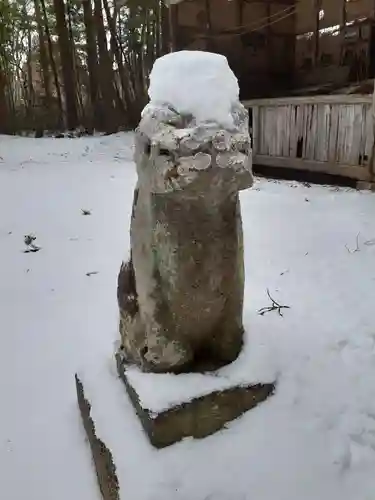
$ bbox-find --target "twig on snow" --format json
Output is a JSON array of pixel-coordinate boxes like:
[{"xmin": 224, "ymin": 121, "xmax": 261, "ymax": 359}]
[
  {"xmin": 258, "ymin": 289, "xmax": 290, "ymax": 317},
  {"xmin": 345, "ymin": 232, "xmax": 360, "ymax": 254}
]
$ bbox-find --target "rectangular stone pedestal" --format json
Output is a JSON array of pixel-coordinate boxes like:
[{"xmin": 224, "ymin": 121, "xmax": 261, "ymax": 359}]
[
  {"xmin": 75, "ymin": 374, "xmax": 120, "ymax": 500},
  {"xmin": 115, "ymin": 351, "xmax": 275, "ymax": 449},
  {"xmin": 75, "ymin": 352, "xmax": 275, "ymax": 500}
]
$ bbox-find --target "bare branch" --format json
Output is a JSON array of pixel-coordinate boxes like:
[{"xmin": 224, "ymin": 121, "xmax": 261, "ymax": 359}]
[
  {"xmin": 258, "ymin": 289, "xmax": 290, "ymax": 317},
  {"xmin": 345, "ymin": 232, "xmax": 360, "ymax": 254}
]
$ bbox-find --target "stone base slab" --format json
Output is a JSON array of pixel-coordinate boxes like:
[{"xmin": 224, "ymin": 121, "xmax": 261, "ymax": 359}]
[
  {"xmin": 75, "ymin": 356, "xmax": 275, "ymax": 500},
  {"xmin": 75, "ymin": 374, "xmax": 120, "ymax": 500},
  {"xmin": 115, "ymin": 351, "xmax": 275, "ymax": 449}
]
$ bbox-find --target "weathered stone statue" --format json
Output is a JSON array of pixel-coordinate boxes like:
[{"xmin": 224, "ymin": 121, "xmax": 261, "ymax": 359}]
[
  {"xmin": 76, "ymin": 54, "xmax": 272, "ymax": 468},
  {"xmin": 117, "ymin": 58, "xmax": 253, "ymax": 373}
]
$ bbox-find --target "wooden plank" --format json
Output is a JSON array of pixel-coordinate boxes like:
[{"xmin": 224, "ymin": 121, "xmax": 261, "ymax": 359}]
[
  {"xmin": 252, "ymin": 106, "xmax": 259, "ymax": 155},
  {"xmin": 343, "ymin": 106, "xmax": 354, "ymax": 165},
  {"xmin": 281, "ymin": 106, "xmax": 289, "ymax": 157},
  {"xmin": 296, "ymin": 105, "xmax": 303, "ymax": 138},
  {"xmin": 336, "ymin": 106, "xmax": 343, "ymax": 164},
  {"xmin": 336, "ymin": 105, "xmax": 347, "ymax": 164},
  {"xmin": 273, "ymin": 107, "xmax": 279, "ymax": 157},
  {"xmin": 288, "ymin": 106, "xmax": 293, "ymax": 156},
  {"xmin": 298, "ymin": 104, "xmax": 305, "ymax": 158},
  {"xmin": 305, "ymin": 105, "xmax": 312, "ymax": 159},
  {"xmin": 261, "ymin": 107, "xmax": 266, "ymax": 155},
  {"xmin": 265, "ymin": 108, "xmax": 270, "ymax": 155},
  {"xmin": 269, "ymin": 107, "xmax": 275, "ymax": 156},
  {"xmin": 302, "ymin": 104, "xmax": 309, "ymax": 159},
  {"xmin": 259, "ymin": 107, "xmax": 265, "ymax": 155},
  {"xmin": 311, "ymin": 104, "xmax": 318, "ymax": 160},
  {"xmin": 272, "ymin": 107, "xmax": 279, "ymax": 156},
  {"xmin": 322, "ymin": 104, "xmax": 331, "ymax": 163},
  {"xmin": 349, "ymin": 104, "xmax": 364, "ymax": 166},
  {"xmin": 359, "ymin": 104, "xmax": 367, "ymax": 165},
  {"xmin": 289, "ymin": 105, "xmax": 298, "ymax": 157},
  {"xmin": 267, "ymin": 107, "xmax": 274, "ymax": 156},
  {"xmin": 258, "ymin": 107, "xmax": 263, "ymax": 155},
  {"xmin": 276, "ymin": 106, "xmax": 287, "ymax": 156},
  {"xmin": 315, "ymin": 104, "xmax": 328, "ymax": 162},
  {"xmin": 315, "ymin": 105, "xmax": 323, "ymax": 162},
  {"xmin": 270, "ymin": 109, "xmax": 274, "ymax": 156},
  {"xmin": 306, "ymin": 104, "xmax": 317, "ymax": 160},
  {"xmin": 342, "ymin": 106, "xmax": 351, "ymax": 164},
  {"xmin": 278, "ymin": 107, "xmax": 284, "ymax": 156},
  {"xmin": 285, "ymin": 106, "xmax": 295, "ymax": 156},
  {"xmin": 274, "ymin": 107, "xmax": 281, "ymax": 156},
  {"xmin": 288, "ymin": 106, "xmax": 294, "ymax": 157},
  {"xmin": 364, "ymin": 105, "xmax": 373, "ymax": 161},
  {"xmin": 262, "ymin": 106, "xmax": 268, "ymax": 155},
  {"xmin": 328, "ymin": 105, "xmax": 339, "ymax": 163},
  {"xmin": 242, "ymin": 95, "xmax": 372, "ymax": 108},
  {"xmin": 296, "ymin": 105, "xmax": 303, "ymax": 157},
  {"xmin": 253, "ymin": 154, "xmax": 371, "ymax": 181}
]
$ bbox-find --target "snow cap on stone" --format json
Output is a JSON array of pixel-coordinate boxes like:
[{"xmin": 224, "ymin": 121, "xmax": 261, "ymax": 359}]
[{"xmin": 146, "ymin": 50, "xmax": 240, "ymax": 129}]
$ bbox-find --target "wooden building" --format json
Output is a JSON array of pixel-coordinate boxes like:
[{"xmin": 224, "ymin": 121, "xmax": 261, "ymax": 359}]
[
  {"xmin": 295, "ymin": 0, "xmax": 375, "ymax": 89},
  {"xmin": 167, "ymin": 0, "xmax": 375, "ymax": 98},
  {"xmin": 167, "ymin": 0, "xmax": 297, "ymax": 99}
]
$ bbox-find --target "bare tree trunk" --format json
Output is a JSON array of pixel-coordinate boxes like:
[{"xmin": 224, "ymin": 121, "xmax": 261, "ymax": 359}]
[
  {"xmin": 25, "ymin": 7, "xmax": 35, "ymax": 126},
  {"xmin": 82, "ymin": 0, "xmax": 101, "ymax": 130},
  {"xmin": 40, "ymin": 0, "xmax": 63, "ymax": 128},
  {"xmin": 0, "ymin": 69, "xmax": 9, "ymax": 133},
  {"xmin": 103, "ymin": 0, "xmax": 140, "ymax": 126},
  {"xmin": 161, "ymin": 1, "xmax": 170, "ymax": 55},
  {"xmin": 34, "ymin": 0, "xmax": 52, "ymax": 104},
  {"xmin": 93, "ymin": 0, "xmax": 119, "ymax": 131},
  {"xmin": 314, "ymin": 0, "xmax": 322, "ymax": 67},
  {"xmin": 155, "ymin": 3, "xmax": 161, "ymax": 58},
  {"xmin": 66, "ymin": 0, "xmax": 85, "ymax": 122},
  {"xmin": 53, "ymin": 0, "xmax": 78, "ymax": 129}
]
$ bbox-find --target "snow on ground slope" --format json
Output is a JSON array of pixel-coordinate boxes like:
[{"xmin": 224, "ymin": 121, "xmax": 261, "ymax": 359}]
[{"xmin": 1, "ymin": 134, "xmax": 375, "ymax": 500}]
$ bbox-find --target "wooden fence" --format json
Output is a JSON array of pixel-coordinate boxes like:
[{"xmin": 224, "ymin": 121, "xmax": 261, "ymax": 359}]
[{"xmin": 243, "ymin": 95, "xmax": 374, "ymax": 182}]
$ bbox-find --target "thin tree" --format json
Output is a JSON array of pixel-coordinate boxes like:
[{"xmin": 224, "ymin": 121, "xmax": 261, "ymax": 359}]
[
  {"xmin": 53, "ymin": 0, "xmax": 78, "ymax": 129},
  {"xmin": 82, "ymin": 0, "xmax": 101, "ymax": 129},
  {"xmin": 40, "ymin": 0, "xmax": 64, "ymax": 127},
  {"xmin": 34, "ymin": 0, "xmax": 52, "ymax": 106},
  {"xmin": 93, "ymin": 0, "xmax": 119, "ymax": 131}
]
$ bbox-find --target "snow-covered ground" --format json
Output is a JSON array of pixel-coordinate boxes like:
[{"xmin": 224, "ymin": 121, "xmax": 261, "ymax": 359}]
[{"xmin": 1, "ymin": 133, "xmax": 375, "ymax": 500}]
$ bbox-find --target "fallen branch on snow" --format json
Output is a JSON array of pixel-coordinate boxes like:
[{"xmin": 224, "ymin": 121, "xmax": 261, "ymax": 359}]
[
  {"xmin": 345, "ymin": 232, "xmax": 360, "ymax": 254},
  {"xmin": 258, "ymin": 289, "xmax": 290, "ymax": 317}
]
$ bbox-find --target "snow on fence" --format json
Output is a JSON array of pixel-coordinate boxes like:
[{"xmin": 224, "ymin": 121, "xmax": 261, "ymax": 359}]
[{"xmin": 243, "ymin": 95, "xmax": 374, "ymax": 181}]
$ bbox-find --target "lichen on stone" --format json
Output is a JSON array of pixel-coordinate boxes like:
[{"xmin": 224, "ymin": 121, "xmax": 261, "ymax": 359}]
[{"xmin": 117, "ymin": 98, "xmax": 253, "ymax": 373}]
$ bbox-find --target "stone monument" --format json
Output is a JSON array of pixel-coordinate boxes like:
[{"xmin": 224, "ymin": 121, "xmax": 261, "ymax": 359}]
[
  {"xmin": 76, "ymin": 55, "xmax": 274, "ymax": 498},
  {"xmin": 113, "ymin": 51, "xmax": 274, "ymax": 448},
  {"xmin": 117, "ymin": 52, "xmax": 253, "ymax": 374}
]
